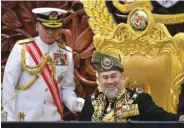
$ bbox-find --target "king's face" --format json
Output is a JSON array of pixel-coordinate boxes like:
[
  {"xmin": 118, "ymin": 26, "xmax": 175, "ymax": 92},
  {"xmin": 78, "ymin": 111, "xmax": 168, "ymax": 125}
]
[{"xmin": 98, "ymin": 70, "xmax": 124, "ymax": 94}]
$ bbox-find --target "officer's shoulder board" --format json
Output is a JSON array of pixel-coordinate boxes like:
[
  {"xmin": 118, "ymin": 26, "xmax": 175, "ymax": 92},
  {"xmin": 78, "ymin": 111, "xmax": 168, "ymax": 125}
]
[
  {"xmin": 58, "ymin": 43, "xmax": 72, "ymax": 52},
  {"xmin": 17, "ymin": 38, "xmax": 34, "ymax": 45}
]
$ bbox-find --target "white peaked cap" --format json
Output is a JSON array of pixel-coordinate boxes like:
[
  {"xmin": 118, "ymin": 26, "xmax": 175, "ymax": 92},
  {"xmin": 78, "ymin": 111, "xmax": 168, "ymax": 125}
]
[{"xmin": 32, "ymin": 7, "xmax": 67, "ymax": 16}]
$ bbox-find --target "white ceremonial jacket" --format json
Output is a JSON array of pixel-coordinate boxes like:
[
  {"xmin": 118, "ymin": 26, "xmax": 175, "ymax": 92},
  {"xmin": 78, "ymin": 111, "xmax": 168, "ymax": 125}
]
[{"xmin": 3, "ymin": 36, "xmax": 78, "ymax": 121}]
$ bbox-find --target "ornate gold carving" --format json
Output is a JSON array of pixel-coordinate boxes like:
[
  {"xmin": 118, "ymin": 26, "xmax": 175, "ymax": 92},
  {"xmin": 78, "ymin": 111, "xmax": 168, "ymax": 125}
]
[
  {"xmin": 93, "ymin": 22, "xmax": 176, "ymax": 58},
  {"xmin": 167, "ymin": 33, "xmax": 184, "ymax": 113},
  {"xmin": 82, "ymin": 0, "xmax": 184, "ymax": 113},
  {"xmin": 82, "ymin": 1, "xmax": 184, "ymax": 36},
  {"xmin": 82, "ymin": 0, "xmax": 117, "ymax": 36},
  {"xmin": 113, "ymin": 1, "xmax": 184, "ymax": 25},
  {"xmin": 154, "ymin": 13, "xmax": 184, "ymax": 25},
  {"xmin": 113, "ymin": 0, "xmax": 153, "ymax": 13},
  {"xmin": 93, "ymin": 21, "xmax": 184, "ymax": 113},
  {"xmin": 84, "ymin": 4, "xmax": 184, "ymax": 113},
  {"xmin": 96, "ymin": 22, "xmax": 183, "ymax": 113}
]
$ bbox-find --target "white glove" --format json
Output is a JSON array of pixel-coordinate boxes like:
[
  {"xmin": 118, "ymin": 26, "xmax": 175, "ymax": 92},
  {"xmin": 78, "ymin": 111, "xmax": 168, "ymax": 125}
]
[{"xmin": 72, "ymin": 97, "xmax": 85, "ymax": 112}]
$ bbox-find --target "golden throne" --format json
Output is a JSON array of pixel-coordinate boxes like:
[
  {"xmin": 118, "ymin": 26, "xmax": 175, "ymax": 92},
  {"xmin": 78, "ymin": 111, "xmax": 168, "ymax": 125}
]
[{"xmin": 82, "ymin": 1, "xmax": 184, "ymax": 113}]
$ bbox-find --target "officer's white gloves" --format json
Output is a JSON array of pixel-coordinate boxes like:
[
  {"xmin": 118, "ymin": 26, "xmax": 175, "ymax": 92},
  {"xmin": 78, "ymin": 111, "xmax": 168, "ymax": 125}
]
[{"xmin": 72, "ymin": 97, "xmax": 85, "ymax": 113}]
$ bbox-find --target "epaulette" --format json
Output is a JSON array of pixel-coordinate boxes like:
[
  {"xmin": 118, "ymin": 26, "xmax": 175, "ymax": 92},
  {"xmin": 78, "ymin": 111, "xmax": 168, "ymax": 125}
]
[
  {"xmin": 17, "ymin": 38, "xmax": 34, "ymax": 45},
  {"xmin": 58, "ymin": 43, "xmax": 72, "ymax": 52},
  {"xmin": 65, "ymin": 45, "xmax": 72, "ymax": 52}
]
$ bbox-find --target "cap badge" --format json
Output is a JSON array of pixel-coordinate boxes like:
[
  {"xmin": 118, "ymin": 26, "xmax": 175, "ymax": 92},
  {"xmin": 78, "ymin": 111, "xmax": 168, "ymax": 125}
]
[
  {"xmin": 49, "ymin": 11, "xmax": 58, "ymax": 20},
  {"xmin": 101, "ymin": 57, "xmax": 113, "ymax": 70}
]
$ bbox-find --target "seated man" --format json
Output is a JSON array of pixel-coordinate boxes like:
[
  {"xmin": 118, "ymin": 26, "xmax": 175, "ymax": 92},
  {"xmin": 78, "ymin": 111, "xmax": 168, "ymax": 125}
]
[{"xmin": 79, "ymin": 51, "xmax": 184, "ymax": 121}]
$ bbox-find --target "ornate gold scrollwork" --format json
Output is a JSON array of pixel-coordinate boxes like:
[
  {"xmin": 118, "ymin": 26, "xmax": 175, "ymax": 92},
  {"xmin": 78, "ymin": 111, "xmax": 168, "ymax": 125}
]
[{"xmin": 92, "ymin": 22, "xmax": 184, "ymax": 113}]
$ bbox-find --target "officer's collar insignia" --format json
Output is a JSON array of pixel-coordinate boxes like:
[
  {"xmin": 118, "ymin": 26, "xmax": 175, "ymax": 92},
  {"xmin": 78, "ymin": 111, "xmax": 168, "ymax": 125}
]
[
  {"xmin": 49, "ymin": 11, "xmax": 58, "ymax": 20},
  {"xmin": 101, "ymin": 57, "xmax": 113, "ymax": 70},
  {"xmin": 58, "ymin": 43, "xmax": 72, "ymax": 52}
]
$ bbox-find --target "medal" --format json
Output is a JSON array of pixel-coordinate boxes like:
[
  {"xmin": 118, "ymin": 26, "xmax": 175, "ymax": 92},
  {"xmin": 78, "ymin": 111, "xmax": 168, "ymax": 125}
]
[
  {"xmin": 54, "ymin": 52, "xmax": 62, "ymax": 65},
  {"xmin": 57, "ymin": 74, "xmax": 64, "ymax": 84},
  {"xmin": 106, "ymin": 102, "xmax": 112, "ymax": 113},
  {"xmin": 121, "ymin": 105, "xmax": 127, "ymax": 112},
  {"xmin": 63, "ymin": 53, "xmax": 68, "ymax": 65},
  {"xmin": 53, "ymin": 52, "xmax": 68, "ymax": 65}
]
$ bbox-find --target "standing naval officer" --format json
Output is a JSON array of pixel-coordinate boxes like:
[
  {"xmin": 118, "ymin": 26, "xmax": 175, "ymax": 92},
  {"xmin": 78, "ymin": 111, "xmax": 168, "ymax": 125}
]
[{"xmin": 2, "ymin": 7, "xmax": 84, "ymax": 121}]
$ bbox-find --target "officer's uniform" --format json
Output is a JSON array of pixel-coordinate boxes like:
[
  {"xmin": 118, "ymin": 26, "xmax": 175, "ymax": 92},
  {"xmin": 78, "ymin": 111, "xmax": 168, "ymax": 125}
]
[
  {"xmin": 2, "ymin": 8, "xmax": 84, "ymax": 121},
  {"xmin": 79, "ymin": 51, "xmax": 184, "ymax": 121}
]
